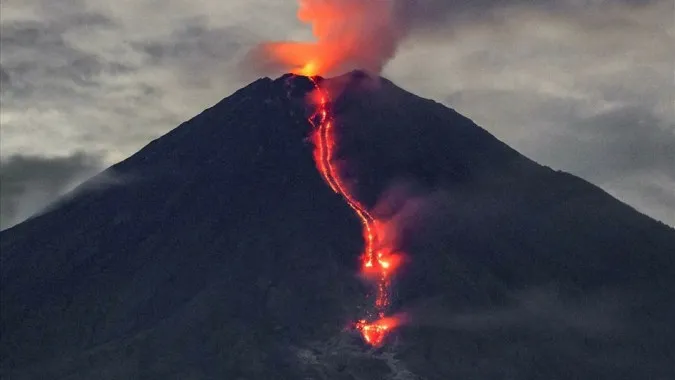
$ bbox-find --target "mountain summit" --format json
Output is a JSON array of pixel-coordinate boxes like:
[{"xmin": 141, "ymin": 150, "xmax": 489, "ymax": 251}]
[{"xmin": 2, "ymin": 71, "xmax": 674, "ymax": 379}]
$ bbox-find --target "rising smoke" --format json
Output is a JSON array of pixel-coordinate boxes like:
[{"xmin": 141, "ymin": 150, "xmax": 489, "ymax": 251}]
[
  {"xmin": 248, "ymin": 0, "xmax": 404, "ymax": 76},
  {"xmin": 247, "ymin": 0, "xmax": 667, "ymax": 77}
]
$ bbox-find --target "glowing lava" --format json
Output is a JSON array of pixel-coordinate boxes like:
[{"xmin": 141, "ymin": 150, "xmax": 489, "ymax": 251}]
[
  {"xmin": 355, "ymin": 316, "xmax": 402, "ymax": 347},
  {"xmin": 305, "ymin": 76, "xmax": 403, "ymax": 346}
]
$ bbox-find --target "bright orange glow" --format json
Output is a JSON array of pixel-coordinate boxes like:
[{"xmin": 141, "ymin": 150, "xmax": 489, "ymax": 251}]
[
  {"xmin": 305, "ymin": 76, "xmax": 405, "ymax": 346},
  {"xmin": 298, "ymin": 61, "xmax": 320, "ymax": 77},
  {"xmin": 259, "ymin": 0, "xmax": 401, "ymax": 76},
  {"xmin": 355, "ymin": 316, "xmax": 403, "ymax": 347},
  {"xmin": 362, "ymin": 250, "xmax": 403, "ymax": 278}
]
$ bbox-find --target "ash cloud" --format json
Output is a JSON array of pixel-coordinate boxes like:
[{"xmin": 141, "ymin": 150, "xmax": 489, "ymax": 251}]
[
  {"xmin": 248, "ymin": 0, "xmax": 405, "ymax": 75},
  {"xmin": 249, "ymin": 0, "xmax": 671, "ymax": 76}
]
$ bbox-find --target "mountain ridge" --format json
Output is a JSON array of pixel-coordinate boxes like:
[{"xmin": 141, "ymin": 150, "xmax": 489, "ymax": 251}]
[{"xmin": 2, "ymin": 70, "xmax": 674, "ymax": 379}]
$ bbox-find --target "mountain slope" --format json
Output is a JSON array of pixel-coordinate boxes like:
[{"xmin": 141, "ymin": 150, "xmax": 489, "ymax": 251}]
[{"xmin": 2, "ymin": 71, "xmax": 674, "ymax": 380}]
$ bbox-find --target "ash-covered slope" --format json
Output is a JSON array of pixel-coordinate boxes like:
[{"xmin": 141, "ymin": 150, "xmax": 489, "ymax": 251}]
[{"xmin": 2, "ymin": 71, "xmax": 674, "ymax": 380}]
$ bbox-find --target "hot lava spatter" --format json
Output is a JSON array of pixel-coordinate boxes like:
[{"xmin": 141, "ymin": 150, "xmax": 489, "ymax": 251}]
[{"xmin": 305, "ymin": 76, "xmax": 404, "ymax": 347}]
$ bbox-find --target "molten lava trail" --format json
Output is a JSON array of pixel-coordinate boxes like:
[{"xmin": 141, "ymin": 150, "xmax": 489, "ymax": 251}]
[{"xmin": 305, "ymin": 76, "xmax": 402, "ymax": 347}]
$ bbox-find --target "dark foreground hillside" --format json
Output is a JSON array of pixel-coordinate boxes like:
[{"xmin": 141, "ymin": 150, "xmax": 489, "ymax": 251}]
[{"xmin": 2, "ymin": 71, "xmax": 674, "ymax": 379}]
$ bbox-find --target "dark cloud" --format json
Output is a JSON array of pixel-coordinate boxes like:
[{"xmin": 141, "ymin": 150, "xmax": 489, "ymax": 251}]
[
  {"xmin": 138, "ymin": 21, "xmax": 243, "ymax": 63},
  {"xmin": 133, "ymin": 20, "xmax": 245, "ymax": 88},
  {"xmin": 441, "ymin": 87, "xmax": 675, "ymax": 225},
  {"xmin": 0, "ymin": 2, "xmax": 251, "ymax": 157},
  {"xmin": 535, "ymin": 106, "xmax": 675, "ymax": 182},
  {"xmin": 0, "ymin": 66, "xmax": 10, "ymax": 85},
  {"xmin": 519, "ymin": 106, "xmax": 675, "ymax": 225},
  {"xmin": 397, "ymin": 0, "xmax": 668, "ymax": 27},
  {"xmin": 0, "ymin": 15, "xmax": 127, "ymax": 106},
  {"xmin": 640, "ymin": 181, "xmax": 675, "ymax": 211},
  {"xmin": 0, "ymin": 153, "xmax": 103, "ymax": 229}
]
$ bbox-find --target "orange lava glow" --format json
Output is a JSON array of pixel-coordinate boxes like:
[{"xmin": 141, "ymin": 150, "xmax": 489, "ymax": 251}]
[
  {"xmin": 260, "ymin": 0, "xmax": 400, "ymax": 76},
  {"xmin": 355, "ymin": 316, "xmax": 403, "ymax": 347},
  {"xmin": 305, "ymin": 76, "xmax": 404, "ymax": 346}
]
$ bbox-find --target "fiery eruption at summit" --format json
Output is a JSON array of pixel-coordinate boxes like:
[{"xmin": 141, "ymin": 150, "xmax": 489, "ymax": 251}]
[
  {"xmin": 258, "ymin": 0, "xmax": 410, "ymax": 347},
  {"xmin": 253, "ymin": 0, "xmax": 404, "ymax": 76}
]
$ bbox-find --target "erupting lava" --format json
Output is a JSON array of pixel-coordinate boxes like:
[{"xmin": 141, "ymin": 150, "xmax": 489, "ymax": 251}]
[
  {"xmin": 305, "ymin": 76, "xmax": 404, "ymax": 346},
  {"xmin": 261, "ymin": 0, "xmax": 409, "ymax": 349},
  {"xmin": 255, "ymin": 0, "xmax": 402, "ymax": 76},
  {"xmin": 355, "ymin": 316, "xmax": 401, "ymax": 347}
]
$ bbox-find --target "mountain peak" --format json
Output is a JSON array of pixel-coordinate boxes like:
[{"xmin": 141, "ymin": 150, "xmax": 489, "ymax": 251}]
[{"xmin": 2, "ymin": 72, "xmax": 674, "ymax": 379}]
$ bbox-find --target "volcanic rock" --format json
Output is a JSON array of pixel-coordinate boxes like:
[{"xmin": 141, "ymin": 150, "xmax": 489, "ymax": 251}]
[{"xmin": 2, "ymin": 71, "xmax": 674, "ymax": 379}]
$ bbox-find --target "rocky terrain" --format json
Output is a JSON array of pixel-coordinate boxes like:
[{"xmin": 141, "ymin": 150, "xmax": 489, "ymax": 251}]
[{"xmin": 2, "ymin": 71, "xmax": 674, "ymax": 379}]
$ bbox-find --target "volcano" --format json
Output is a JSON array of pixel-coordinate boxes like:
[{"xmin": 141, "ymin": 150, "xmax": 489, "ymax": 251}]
[{"xmin": 2, "ymin": 71, "xmax": 674, "ymax": 380}]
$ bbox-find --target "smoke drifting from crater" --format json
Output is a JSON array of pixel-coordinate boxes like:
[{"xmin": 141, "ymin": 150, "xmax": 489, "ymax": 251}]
[
  {"xmin": 248, "ymin": 0, "xmax": 404, "ymax": 76},
  {"xmin": 246, "ymin": 0, "xmax": 668, "ymax": 77}
]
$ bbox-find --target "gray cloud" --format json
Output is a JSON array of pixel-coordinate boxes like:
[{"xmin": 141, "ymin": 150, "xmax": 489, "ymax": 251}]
[
  {"xmin": 0, "ymin": 6, "xmax": 245, "ymax": 160},
  {"xmin": 537, "ymin": 106, "xmax": 675, "ymax": 182},
  {"xmin": 397, "ymin": 0, "xmax": 668, "ymax": 26},
  {"xmin": 392, "ymin": 0, "xmax": 673, "ymax": 225},
  {"xmin": 541, "ymin": 106, "xmax": 674, "ymax": 226},
  {"xmin": 0, "ymin": 66, "xmax": 11, "ymax": 88},
  {"xmin": 133, "ymin": 20, "xmax": 246, "ymax": 88},
  {"xmin": 0, "ymin": 153, "xmax": 103, "ymax": 229},
  {"xmin": 0, "ymin": 11, "xmax": 117, "ymax": 100}
]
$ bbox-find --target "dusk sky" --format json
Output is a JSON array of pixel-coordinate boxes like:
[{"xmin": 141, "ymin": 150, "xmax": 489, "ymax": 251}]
[{"xmin": 1, "ymin": 0, "xmax": 673, "ymax": 229}]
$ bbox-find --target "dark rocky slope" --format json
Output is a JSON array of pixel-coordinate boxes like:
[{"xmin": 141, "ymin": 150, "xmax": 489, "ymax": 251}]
[{"xmin": 2, "ymin": 71, "xmax": 674, "ymax": 379}]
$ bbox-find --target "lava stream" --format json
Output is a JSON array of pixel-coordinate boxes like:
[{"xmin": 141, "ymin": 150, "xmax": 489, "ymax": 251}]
[{"xmin": 305, "ymin": 76, "xmax": 402, "ymax": 346}]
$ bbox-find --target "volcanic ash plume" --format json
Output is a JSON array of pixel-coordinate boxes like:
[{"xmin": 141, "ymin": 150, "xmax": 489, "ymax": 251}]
[{"xmin": 251, "ymin": 0, "xmax": 405, "ymax": 76}]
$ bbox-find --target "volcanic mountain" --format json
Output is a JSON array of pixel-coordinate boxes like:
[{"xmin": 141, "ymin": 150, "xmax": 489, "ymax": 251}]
[{"xmin": 2, "ymin": 71, "xmax": 674, "ymax": 380}]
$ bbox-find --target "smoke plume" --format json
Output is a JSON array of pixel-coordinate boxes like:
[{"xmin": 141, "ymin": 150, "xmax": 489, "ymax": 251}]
[
  {"xmin": 247, "ymin": 0, "xmax": 667, "ymax": 77},
  {"xmin": 249, "ymin": 0, "xmax": 406, "ymax": 76}
]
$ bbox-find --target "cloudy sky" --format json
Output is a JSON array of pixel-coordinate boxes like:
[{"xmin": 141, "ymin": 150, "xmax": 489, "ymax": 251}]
[{"xmin": 1, "ymin": 0, "xmax": 673, "ymax": 229}]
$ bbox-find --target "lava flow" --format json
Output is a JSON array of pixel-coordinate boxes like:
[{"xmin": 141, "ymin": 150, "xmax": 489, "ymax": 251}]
[
  {"xmin": 256, "ymin": 0, "xmax": 409, "ymax": 347},
  {"xmin": 305, "ymin": 76, "xmax": 404, "ymax": 347},
  {"xmin": 255, "ymin": 0, "xmax": 402, "ymax": 76}
]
